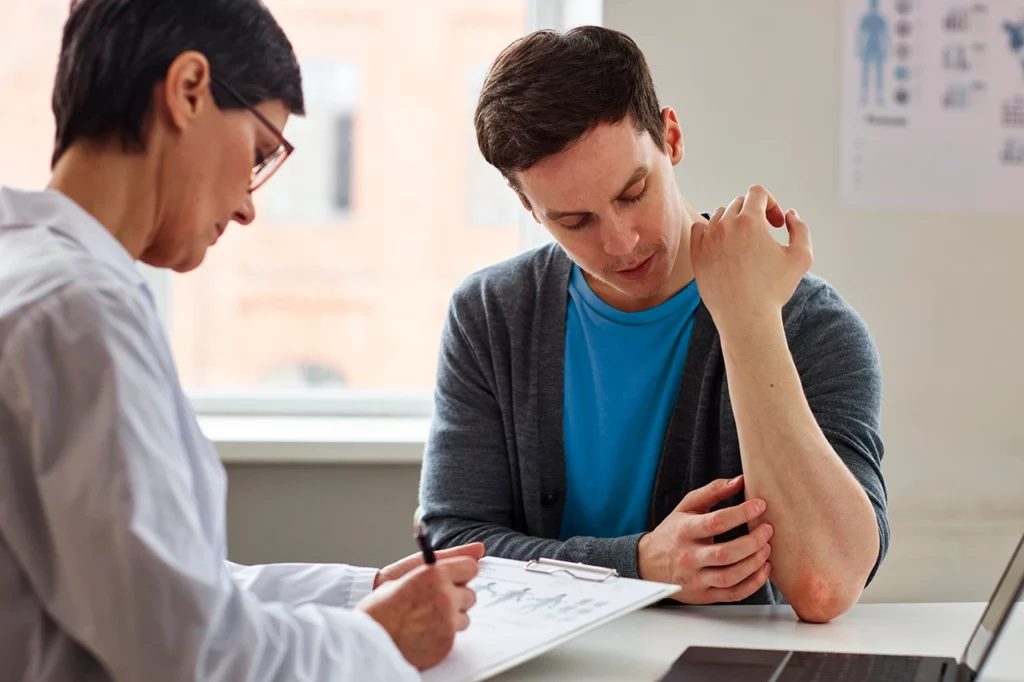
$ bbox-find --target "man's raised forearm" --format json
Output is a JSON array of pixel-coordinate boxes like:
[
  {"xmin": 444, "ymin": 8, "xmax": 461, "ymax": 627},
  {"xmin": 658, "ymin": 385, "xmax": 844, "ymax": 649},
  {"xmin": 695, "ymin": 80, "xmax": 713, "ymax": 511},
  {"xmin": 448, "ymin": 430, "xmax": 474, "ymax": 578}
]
[{"xmin": 718, "ymin": 313, "xmax": 879, "ymax": 623}]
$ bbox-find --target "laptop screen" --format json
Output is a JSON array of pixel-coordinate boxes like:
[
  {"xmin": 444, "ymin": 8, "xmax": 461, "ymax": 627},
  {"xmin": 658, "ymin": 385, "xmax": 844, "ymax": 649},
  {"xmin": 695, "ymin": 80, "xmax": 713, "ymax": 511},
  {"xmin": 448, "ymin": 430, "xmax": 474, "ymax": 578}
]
[{"xmin": 962, "ymin": 532, "xmax": 1024, "ymax": 673}]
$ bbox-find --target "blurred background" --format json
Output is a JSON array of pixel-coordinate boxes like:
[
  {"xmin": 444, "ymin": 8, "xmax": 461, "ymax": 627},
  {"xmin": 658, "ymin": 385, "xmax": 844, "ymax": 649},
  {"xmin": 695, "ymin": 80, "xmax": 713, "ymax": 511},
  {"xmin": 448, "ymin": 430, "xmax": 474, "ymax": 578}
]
[{"xmin": 2, "ymin": 0, "xmax": 1022, "ymax": 605}]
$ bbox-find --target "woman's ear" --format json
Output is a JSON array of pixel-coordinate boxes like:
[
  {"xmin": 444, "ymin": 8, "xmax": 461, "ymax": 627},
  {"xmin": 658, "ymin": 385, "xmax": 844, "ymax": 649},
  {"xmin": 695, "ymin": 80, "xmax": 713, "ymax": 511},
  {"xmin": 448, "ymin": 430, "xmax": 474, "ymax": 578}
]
[{"xmin": 161, "ymin": 50, "xmax": 214, "ymax": 132}]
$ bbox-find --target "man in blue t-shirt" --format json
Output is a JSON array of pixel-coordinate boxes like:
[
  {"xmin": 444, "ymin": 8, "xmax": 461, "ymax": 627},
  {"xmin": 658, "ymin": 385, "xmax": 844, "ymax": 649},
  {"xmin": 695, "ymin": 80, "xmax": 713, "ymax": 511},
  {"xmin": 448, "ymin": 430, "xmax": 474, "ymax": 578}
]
[
  {"xmin": 561, "ymin": 265, "xmax": 701, "ymax": 542},
  {"xmin": 420, "ymin": 27, "xmax": 888, "ymax": 624}
]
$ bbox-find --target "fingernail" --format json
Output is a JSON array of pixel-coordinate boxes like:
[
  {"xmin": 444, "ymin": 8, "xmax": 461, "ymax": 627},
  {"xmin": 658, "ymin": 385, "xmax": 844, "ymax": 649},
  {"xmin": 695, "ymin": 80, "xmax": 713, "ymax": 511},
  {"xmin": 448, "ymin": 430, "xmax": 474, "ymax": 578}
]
[
  {"xmin": 729, "ymin": 475, "xmax": 742, "ymax": 485},
  {"xmin": 754, "ymin": 500, "xmax": 766, "ymax": 514},
  {"xmin": 765, "ymin": 562, "xmax": 772, "ymax": 575},
  {"xmin": 763, "ymin": 524, "xmax": 774, "ymax": 539},
  {"xmin": 792, "ymin": 209, "xmax": 800, "ymax": 219}
]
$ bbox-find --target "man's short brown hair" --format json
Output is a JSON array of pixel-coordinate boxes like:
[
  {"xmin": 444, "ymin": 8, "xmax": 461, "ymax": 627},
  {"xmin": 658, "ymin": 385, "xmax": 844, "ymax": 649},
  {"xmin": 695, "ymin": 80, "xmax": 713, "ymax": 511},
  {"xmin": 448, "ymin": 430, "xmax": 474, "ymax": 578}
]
[{"xmin": 474, "ymin": 26, "xmax": 664, "ymax": 187}]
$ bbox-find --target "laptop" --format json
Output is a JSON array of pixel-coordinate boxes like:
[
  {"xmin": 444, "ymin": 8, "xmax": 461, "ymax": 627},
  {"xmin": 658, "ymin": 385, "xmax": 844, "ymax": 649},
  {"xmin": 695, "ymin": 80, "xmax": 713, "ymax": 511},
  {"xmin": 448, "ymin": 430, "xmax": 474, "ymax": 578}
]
[{"xmin": 658, "ymin": 531, "xmax": 1024, "ymax": 682}]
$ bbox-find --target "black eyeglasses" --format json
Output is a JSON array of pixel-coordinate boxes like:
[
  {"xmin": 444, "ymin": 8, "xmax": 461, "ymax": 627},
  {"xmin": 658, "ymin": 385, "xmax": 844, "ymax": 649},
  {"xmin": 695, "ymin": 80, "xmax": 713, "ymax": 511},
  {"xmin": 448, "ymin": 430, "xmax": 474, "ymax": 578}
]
[{"xmin": 212, "ymin": 75, "xmax": 295, "ymax": 192}]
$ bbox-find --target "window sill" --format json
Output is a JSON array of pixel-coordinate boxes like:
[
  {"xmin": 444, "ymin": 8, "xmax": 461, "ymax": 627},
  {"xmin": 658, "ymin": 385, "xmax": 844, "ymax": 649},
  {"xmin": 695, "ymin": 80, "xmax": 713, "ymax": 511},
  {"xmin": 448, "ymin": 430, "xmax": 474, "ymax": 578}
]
[{"xmin": 199, "ymin": 415, "xmax": 429, "ymax": 464}]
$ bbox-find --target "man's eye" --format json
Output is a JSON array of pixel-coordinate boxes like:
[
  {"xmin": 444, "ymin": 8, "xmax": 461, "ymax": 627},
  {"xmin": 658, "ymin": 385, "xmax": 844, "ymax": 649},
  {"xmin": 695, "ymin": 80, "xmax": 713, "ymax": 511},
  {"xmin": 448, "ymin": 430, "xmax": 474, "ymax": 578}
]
[
  {"xmin": 621, "ymin": 181, "xmax": 648, "ymax": 204},
  {"xmin": 254, "ymin": 151, "xmax": 267, "ymax": 167},
  {"xmin": 562, "ymin": 215, "xmax": 591, "ymax": 230}
]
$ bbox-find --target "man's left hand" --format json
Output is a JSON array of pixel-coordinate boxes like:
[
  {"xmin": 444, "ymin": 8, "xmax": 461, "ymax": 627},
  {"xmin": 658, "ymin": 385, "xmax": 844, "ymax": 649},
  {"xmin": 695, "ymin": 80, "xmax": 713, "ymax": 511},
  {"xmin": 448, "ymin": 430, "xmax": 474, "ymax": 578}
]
[
  {"xmin": 689, "ymin": 185, "xmax": 812, "ymax": 335},
  {"xmin": 374, "ymin": 542, "xmax": 486, "ymax": 589}
]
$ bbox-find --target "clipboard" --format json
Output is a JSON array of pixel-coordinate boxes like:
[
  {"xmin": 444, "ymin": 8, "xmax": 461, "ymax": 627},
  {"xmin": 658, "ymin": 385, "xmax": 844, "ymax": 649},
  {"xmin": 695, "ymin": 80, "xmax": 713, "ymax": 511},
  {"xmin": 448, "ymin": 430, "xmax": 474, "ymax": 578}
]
[
  {"xmin": 421, "ymin": 556, "xmax": 681, "ymax": 682},
  {"xmin": 523, "ymin": 557, "xmax": 619, "ymax": 582}
]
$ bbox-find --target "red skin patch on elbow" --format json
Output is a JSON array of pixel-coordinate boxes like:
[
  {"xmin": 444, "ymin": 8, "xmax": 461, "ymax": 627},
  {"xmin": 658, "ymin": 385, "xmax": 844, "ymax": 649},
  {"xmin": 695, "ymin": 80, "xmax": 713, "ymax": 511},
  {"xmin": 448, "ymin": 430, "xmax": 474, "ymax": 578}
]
[{"xmin": 793, "ymin": 573, "xmax": 846, "ymax": 623}]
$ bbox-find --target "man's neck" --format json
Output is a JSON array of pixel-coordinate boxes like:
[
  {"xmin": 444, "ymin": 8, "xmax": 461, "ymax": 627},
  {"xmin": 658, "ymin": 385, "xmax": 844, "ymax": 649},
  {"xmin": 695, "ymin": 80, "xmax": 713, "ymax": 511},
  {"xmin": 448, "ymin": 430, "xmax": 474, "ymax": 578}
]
[
  {"xmin": 663, "ymin": 198, "xmax": 705, "ymax": 297},
  {"xmin": 47, "ymin": 142, "xmax": 160, "ymax": 260}
]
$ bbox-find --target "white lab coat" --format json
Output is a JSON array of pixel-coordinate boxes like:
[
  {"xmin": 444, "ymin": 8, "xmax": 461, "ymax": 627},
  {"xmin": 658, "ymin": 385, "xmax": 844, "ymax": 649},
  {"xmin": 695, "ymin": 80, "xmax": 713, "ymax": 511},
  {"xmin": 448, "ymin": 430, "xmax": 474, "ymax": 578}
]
[{"xmin": 0, "ymin": 187, "xmax": 419, "ymax": 682}]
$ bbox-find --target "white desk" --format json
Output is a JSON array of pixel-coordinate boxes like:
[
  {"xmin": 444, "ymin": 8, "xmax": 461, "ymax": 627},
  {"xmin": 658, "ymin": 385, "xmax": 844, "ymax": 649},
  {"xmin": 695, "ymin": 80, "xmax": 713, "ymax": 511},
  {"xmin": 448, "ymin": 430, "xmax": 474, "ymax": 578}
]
[{"xmin": 492, "ymin": 603, "xmax": 1024, "ymax": 681}]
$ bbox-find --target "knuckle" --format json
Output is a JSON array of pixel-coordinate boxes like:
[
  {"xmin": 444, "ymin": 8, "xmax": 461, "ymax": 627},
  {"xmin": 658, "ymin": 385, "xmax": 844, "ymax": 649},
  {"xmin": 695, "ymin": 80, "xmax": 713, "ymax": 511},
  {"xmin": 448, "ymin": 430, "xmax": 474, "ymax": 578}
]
[
  {"xmin": 713, "ymin": 546, "xmax": 730, "ymax": 566},
  {"xmin": 413, "ymin": 569, "xmax": 434, "ymax": 589}
]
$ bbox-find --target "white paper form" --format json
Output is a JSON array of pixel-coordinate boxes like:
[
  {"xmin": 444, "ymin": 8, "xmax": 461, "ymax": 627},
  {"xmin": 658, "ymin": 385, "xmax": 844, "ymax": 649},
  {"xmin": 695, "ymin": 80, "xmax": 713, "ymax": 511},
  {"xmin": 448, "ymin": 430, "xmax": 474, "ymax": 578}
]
[{"xmin": 422, "ymin": 557, "xmax": 680, "ymax": 682}]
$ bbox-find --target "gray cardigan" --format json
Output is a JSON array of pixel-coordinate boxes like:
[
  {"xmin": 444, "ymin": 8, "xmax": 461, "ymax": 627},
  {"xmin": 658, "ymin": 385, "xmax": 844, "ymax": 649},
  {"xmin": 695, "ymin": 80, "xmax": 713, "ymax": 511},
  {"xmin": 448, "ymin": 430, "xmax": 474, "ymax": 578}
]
[{"xmin": 418, "ymin": 242, "xmax": 889, "ymax": 605}]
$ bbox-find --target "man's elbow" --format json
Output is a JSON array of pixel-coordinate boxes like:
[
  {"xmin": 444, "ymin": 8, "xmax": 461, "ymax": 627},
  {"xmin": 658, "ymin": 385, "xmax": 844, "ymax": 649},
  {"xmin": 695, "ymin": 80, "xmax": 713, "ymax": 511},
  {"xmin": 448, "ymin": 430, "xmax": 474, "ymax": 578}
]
[{"xmin": 787, "ymin": 575, "xmax": 864, "ymax": 624}]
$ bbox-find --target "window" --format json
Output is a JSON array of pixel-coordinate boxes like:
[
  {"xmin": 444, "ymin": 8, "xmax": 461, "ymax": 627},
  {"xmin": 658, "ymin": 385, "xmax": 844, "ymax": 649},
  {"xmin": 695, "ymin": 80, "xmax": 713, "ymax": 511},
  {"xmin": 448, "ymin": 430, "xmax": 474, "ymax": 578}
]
[
  {"xmin": 332, "ymin": 113, "xmax": 353, "ymax": 212},
  {"xmin": 263, "ymin": 59, "xmax": 358, "ymax": 224},
  {"xmin": 1, "ymin": 0, "xmax": 601, "ymax": 413}
]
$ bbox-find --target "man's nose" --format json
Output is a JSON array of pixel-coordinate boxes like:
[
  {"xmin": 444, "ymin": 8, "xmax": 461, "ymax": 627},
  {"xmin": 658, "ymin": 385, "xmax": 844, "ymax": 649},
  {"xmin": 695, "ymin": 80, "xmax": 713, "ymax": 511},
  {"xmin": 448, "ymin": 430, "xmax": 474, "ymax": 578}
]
[{"xmin": 602, "ymin": 217, "xmax": 639, "ymax": 257}]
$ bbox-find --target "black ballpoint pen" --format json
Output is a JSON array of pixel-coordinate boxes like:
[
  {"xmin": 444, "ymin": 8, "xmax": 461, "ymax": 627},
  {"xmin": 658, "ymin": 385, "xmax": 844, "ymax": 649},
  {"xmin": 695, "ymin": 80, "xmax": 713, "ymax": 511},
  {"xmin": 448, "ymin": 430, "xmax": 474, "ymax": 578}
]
[{"xmin": 415, "ymin": 521, "xmax": 436, "ymax": 565}]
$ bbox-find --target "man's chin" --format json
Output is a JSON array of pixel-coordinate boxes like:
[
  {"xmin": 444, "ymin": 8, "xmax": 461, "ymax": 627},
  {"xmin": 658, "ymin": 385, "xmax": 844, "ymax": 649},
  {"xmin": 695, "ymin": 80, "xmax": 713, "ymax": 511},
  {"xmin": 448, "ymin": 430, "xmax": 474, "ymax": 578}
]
[
  {"xmin": 595, "ymin": 275, "xmax": 671, "ymax": 312},
  {"xmin": 610, "ymin": 261, "xmax": 670, "ymax": 299},
  {"xmin": 617, "ymin": 280, "xmax": 667, "ymax": 302}
]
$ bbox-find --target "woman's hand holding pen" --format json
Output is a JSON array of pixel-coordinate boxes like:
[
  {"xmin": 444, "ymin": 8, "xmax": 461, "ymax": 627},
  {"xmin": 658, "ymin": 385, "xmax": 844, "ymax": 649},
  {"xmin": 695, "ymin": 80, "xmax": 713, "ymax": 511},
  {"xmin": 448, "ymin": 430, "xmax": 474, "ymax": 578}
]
[
  {"xmin": 359, "ymin": 528, "xmax": 485, "ymax": 670},
  {"xmin": 372, "ymin": 541, "xmax": 485, "ymax": 588}
]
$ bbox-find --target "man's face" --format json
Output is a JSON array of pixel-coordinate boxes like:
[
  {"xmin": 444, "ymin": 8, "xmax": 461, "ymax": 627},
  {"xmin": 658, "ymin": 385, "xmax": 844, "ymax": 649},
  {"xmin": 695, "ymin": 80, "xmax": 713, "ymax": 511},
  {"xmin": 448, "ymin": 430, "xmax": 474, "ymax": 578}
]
[{"xmin": 514, "ymin": 111, "xmax": 686, "ymax": 311}]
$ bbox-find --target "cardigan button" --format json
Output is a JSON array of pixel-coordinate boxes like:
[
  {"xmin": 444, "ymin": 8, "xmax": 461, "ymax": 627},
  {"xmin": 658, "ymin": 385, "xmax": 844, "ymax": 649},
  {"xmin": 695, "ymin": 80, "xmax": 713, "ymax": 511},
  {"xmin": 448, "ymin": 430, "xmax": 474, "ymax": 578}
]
[{"xmin": 541, "ymin": 491, "xmax": 559, "ymax": 509}]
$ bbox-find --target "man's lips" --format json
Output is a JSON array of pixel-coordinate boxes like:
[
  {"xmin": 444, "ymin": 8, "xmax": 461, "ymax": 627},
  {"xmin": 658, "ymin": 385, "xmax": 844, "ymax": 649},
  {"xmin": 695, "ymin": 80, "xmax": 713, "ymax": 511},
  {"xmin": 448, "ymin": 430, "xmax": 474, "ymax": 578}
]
[
  {"xmin": 616, "ymin": 253, "xmax": 655, "ymax": 273},
  {"xmin": 614, "ymin": 253, "xmax": 655, "ymax": 280}
]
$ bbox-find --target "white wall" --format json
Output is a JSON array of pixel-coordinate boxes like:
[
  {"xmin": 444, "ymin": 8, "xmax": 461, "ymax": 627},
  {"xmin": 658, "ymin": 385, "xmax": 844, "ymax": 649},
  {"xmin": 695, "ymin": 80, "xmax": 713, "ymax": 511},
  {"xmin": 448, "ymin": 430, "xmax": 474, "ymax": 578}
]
[
  {"xmin": 603, "ymin": 0, "xmax": 1024, "ymax": 602},
  {"xmin": 223, "ymin": 0, "xmax": 1024, "ymax": 606},
  {"xmin": 225, "ymin": 464, "xmax": 422, "ymax": 569}
]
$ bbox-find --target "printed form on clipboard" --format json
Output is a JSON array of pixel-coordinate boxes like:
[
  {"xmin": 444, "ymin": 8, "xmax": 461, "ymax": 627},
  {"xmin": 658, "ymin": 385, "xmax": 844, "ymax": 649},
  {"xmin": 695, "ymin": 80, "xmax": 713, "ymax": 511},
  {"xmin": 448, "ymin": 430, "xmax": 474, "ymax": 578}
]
[{"xmin": 421, "ymin": 556, "xmax": 680, "ymax": 682}]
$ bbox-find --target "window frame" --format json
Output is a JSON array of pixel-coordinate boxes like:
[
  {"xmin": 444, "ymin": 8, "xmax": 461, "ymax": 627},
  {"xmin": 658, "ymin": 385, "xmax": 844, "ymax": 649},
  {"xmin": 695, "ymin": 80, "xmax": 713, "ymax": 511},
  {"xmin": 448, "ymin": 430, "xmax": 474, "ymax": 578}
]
[{"xmin": 159, "ymin": 0, "xmax": 602, "ymax": 426}]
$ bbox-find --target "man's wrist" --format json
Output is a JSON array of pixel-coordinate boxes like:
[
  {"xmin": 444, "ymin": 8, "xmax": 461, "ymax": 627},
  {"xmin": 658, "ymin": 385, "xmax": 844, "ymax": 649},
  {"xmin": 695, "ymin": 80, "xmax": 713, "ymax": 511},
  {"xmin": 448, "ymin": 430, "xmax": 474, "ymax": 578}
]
[
  {"xmin": 715, "ymin": 307, "xmax": 786, "ymax": 358},
  {"xmin": 636, "ymin": 533, "xmax": 651, "ymax": 581}
]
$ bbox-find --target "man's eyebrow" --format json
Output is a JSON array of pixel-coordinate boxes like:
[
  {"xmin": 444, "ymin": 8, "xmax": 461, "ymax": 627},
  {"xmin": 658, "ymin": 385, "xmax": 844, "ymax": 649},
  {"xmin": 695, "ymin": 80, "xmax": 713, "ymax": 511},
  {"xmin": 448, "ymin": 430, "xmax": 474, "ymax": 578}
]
[
  {"xmin": 544, "ymin": 165, "xmax": 650, "ymax": 221},
  {"xmin": 545, "ymin": 207, "xmax": 588, "ymax": 221},
  {"xmin": 615, "ymin": 165, "xmax": 649, "ymax": 198}
]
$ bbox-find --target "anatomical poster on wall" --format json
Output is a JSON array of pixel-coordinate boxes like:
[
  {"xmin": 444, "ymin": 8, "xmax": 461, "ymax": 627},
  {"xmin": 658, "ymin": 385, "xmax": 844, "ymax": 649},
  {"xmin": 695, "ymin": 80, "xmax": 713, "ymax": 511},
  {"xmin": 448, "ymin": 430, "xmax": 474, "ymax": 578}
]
[{"xmin": 840, "ymin": 0, "xmax": 1024, "ymax": 211}]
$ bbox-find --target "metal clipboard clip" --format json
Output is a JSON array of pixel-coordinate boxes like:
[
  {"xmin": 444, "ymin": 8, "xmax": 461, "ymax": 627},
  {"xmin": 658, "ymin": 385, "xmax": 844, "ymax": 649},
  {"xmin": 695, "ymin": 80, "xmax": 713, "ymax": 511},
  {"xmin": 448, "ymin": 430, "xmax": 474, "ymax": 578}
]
[{"xmin": 523, "ymin": 558, "xmax": 620, "ymax": 583}]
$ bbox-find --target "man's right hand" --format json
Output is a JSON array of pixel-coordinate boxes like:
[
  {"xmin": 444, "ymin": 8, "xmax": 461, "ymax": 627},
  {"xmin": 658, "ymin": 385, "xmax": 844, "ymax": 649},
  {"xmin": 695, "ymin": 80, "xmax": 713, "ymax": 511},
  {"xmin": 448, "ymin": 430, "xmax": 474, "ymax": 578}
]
[
  {"xmin": 637, "ymin": 475, "xmax": 774, "ymax": 604},
  {"xmin": 357, "ymin": 557, "xmax": 479, "ymax": 670}
]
